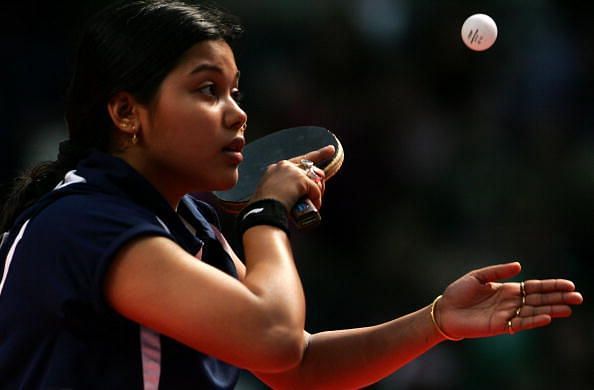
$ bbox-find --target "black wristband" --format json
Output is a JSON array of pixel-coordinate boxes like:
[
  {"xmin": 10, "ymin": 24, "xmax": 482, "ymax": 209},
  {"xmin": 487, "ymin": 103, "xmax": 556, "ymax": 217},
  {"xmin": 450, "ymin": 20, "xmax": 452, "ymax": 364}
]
[{"xmin": 237, "ymin": 199, "xmax": 290, "ymax": 237}]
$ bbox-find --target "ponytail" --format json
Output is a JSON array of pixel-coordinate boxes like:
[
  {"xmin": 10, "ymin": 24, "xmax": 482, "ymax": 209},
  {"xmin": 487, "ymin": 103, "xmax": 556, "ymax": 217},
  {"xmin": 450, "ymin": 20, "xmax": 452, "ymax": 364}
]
[{"xmin": 0, "ymin": 140, "xmax": 91, "ymax": 232}]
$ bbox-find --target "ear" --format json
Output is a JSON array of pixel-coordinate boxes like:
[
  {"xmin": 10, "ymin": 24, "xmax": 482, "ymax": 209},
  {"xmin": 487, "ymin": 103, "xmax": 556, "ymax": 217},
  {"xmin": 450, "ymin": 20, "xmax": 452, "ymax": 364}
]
[{"xmin": 107, "ymin": 92, "xmax": 141, "ymax": 136}]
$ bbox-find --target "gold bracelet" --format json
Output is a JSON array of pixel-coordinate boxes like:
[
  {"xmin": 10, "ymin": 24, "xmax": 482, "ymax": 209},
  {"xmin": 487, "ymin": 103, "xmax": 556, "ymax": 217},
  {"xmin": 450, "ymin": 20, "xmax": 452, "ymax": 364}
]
[{"xmin": 430, "ymin": 295, "xmax": 463, "ymax": 341}]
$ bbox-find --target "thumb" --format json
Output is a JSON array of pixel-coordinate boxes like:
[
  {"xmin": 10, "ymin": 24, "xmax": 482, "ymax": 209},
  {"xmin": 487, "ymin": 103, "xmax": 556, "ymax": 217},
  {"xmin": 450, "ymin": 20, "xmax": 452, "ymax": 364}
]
[{"xmin": 469, "ymin": 262, "xmax": 522, "ymax": 284}]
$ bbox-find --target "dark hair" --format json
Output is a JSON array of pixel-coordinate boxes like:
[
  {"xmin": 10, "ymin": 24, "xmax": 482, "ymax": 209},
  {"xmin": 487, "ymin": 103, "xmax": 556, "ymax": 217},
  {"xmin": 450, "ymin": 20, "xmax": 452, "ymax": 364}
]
[{"xmin": 0, "ymin": 0, "xmax": 242, "ymax": 232}]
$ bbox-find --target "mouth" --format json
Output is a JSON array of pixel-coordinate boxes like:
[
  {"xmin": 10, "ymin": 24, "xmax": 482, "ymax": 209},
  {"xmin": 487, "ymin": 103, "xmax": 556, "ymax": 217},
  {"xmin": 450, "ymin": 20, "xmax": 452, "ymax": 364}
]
[{"xmin": 222, "ymin": 137, "xmax": 245, "ymax": 164}]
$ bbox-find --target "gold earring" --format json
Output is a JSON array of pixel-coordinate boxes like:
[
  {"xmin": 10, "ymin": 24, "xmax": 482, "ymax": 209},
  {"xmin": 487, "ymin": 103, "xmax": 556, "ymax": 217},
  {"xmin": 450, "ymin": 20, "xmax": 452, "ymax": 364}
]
[{"xmin": 131, "ymin": 128, "xmax": 138, "ymax": 145}]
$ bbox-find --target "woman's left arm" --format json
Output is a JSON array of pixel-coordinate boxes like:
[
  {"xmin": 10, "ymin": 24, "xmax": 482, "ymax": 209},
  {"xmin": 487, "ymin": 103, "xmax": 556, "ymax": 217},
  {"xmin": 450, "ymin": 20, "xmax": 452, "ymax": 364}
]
[
  {"xmin": 251, "ymin": 262, "xmax": 583, "ymax": 390},
  {"xmin": 254, "ymin": 305, "xmax": 445, "ymax": 390}
]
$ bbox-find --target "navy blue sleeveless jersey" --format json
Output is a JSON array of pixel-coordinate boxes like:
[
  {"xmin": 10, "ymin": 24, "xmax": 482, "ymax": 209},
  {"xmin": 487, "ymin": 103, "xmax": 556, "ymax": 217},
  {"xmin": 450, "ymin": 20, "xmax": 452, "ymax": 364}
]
[{"xmin": 0, "ymin": 152, "xmax": 240, "ymax": 389}]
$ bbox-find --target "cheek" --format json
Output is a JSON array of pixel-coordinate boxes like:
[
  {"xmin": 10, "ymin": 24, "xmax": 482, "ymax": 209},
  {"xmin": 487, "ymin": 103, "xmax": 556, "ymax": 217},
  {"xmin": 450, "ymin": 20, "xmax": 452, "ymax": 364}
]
[
  {"xmin": 151, "ymin": 98, "xmax": 190, "ymax": 132},
  {"xmin": 156, "ymin": 101, "xmax": 217, "ymax": 142},
  {"xmin": 147, "ymin": 103, "xmax": 197, "ymax": 148}
]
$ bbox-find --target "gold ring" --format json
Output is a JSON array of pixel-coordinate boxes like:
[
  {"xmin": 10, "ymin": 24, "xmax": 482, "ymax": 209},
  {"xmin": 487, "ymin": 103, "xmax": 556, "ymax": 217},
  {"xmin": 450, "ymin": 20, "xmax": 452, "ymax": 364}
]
[{"xmin": 507, "ymin": 320, "xmax": 515, "ymax": 335}]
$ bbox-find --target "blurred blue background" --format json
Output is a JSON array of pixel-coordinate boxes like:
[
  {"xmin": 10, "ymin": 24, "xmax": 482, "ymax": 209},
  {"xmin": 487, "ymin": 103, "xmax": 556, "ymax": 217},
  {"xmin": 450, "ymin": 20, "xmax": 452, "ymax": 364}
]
[{"xmin": 0, "ymin": 1, "xmax": 592, "ymax": 389}]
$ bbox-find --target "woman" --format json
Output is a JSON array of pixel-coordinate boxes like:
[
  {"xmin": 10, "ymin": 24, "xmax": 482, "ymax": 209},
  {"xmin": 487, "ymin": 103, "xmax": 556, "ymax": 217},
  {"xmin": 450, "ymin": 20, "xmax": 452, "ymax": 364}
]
[{"xmin": 0, "ymin": 1, "xmax": 583, "ymax": 389}]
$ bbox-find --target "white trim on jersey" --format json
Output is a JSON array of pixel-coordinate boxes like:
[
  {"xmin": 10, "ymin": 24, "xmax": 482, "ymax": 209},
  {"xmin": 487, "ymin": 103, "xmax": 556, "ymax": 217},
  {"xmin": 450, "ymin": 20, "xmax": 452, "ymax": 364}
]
[
  {"xmin": 54, "ymin": 170, "xmax": 87, "ymax": 190},
  {"xmin": 179, "ymin": 216, "xmax": 203, "ymax": 260},
  {"xmin": 0, "ymin": 220, "xmax": 31, "ymax": 296},
  {"xmin": 136, "ymin": 216, "xmax": 172, "ymax": 389},
  {"xmin": 0, "ymin": 232, "xmax": 8, "ymax": 250},
  {"xmin": 155, "ymin": 217, "xmax": 170, "ymax": 234},
  {"xmin": 140, "ymin": 326, "xmax": 162, "ymax": 390}
]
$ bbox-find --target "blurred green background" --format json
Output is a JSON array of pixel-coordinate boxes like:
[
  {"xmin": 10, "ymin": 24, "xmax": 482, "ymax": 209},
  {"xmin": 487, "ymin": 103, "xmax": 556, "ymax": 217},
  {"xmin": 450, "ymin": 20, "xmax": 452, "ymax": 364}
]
[{"xmin": 0, "ymin": 1, "xmax": 592, "ymax": 389}]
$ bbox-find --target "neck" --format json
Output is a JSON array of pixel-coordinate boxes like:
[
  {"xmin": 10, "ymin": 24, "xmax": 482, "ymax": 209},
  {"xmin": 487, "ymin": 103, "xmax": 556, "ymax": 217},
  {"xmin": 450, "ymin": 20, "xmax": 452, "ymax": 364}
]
[{"xmin": 112, "ymin": 150, "xmax": 186, "ymax": 210}]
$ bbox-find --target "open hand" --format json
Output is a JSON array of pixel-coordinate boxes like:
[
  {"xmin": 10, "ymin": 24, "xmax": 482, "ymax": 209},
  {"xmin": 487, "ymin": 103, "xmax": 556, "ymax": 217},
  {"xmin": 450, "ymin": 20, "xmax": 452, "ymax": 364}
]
[{"xmin": 434, "ymin": 262, "xmax": 583, "ymax": 340}]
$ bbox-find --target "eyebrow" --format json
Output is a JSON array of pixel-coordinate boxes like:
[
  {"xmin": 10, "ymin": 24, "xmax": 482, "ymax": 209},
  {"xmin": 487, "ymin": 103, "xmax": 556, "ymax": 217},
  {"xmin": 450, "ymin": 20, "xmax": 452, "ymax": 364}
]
[{"xmin": 189, "ymin": 63, "xmax": 240, "ymax": 81}]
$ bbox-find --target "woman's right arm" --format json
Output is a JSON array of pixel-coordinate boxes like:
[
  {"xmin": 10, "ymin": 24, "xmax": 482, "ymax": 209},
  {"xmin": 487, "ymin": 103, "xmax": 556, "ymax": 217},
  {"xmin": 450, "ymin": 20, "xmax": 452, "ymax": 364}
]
[
  {"xmin": 104, "ymin": 146, "xmax": 334, "ymax": 373},
  {"xmin": 105, "ymin": 226, "xmax": 305, "ymax": 373}
]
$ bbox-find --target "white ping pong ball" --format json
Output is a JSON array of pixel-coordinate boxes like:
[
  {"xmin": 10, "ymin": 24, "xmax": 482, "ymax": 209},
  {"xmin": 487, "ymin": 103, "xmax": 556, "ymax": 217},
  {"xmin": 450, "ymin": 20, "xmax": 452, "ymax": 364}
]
[{"xmin": 461, "ymin": 13, "xmax": 498, "ymax": 51}]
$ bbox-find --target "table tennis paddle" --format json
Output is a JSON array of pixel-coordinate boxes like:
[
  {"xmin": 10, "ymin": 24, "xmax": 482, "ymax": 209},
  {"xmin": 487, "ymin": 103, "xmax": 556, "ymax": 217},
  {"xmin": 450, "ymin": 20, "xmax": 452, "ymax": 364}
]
[{"xmin": 213, "ymin": 126, "xmax": 344, "ymax": 229}]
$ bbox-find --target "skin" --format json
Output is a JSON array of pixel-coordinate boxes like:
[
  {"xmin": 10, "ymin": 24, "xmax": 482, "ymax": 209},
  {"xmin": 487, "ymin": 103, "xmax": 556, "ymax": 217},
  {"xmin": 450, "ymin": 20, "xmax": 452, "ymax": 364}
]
[
  {"xmin": 105, "ymin": 39, "xmax": 328, "ymax": 372},
  {"xmin": 111, "ymin": 39, "xmax": 248, "ymax": 205},
  {"xmin": 103, "ymin": 39, "xmax": 583, "ymax": 388}
]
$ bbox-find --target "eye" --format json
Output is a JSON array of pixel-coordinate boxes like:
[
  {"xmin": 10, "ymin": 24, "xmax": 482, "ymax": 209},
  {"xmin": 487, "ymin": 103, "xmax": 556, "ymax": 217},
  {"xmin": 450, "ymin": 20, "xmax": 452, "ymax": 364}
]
[
  {"xmin": 197, "ymin": 83, "xmax": 218, "ymax": 98},
  {"xmin": 231, "ymin": 88, "xmax": 243, "ymax": 104}
]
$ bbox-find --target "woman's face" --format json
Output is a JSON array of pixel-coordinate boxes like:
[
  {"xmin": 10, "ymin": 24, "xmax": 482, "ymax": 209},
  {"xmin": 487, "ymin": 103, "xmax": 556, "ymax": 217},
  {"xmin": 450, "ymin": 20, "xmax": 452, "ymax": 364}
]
[{"xmin": 137, "ymin": 39, "xmax": 247, "ymax": 197}]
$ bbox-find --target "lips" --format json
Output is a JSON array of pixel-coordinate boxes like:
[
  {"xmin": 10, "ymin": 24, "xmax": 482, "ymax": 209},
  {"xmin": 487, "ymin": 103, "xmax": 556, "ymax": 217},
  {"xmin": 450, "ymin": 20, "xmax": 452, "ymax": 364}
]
[
  {"xmin": 223, "ymin": 137, "xmax": 245, "ymax": 153},
  {"xmin": 222, "ymin": 137, "xmax": 245, "ymax": 164}
]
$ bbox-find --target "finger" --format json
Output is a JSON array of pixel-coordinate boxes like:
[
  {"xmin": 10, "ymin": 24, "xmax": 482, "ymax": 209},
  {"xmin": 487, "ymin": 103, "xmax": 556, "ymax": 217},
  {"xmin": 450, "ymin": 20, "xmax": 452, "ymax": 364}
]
[
  {"xmin": 307, "ymin": 184, "xmax": 322, "ymax": 210},
  {"xmin": 311, "ymin": 169, "xmax": 325, "ymax": 195},
  {"xmin": 524, "ymin": 279, "xmax": 576, "ymax": 294},
  {"xmin": 290, "ymin": 145, "xmax": 336, "ymax": 165},
  {"xmin": 302, "ymin": 172, "xmax": 323, "ymax": 209},
  {"xmin": 469, "ymin": 262, "xmax": 522, "ymax": 284},
  {"xmin": 301, "ymin": 166, "xmax": 325, "ymax": 208},
  {"xmin": 312, "ymin": 166, "xmax": 326, "ymax": 180},
  {"xmin": 305, "ymin": 166, "xmax": 325, "ymax": 184},
  {"xmin": 511, "ymin": 314, "xmax": 552, "ymax": 333},
  {"xmin": 518, "ymin": 305, "xmax": 573, "ymax": 319},
  {"xmin": 526, "ymin": 291, "xmax": 583, "ymax": 306}
]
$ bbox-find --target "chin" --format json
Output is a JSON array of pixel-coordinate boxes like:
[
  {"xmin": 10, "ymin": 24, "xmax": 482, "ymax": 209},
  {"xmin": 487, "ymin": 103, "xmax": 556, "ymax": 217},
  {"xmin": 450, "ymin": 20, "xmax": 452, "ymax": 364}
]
[{"xmin": 213, "ymin": 173, "xmax": 239, "ymax": 191}]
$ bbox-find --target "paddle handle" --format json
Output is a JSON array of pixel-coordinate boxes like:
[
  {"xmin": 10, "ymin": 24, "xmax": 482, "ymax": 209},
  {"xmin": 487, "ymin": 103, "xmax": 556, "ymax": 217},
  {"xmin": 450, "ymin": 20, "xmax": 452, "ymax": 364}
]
[{"xmin": 291, "ymin": 198, "xmax": 321, "ymax": 229}]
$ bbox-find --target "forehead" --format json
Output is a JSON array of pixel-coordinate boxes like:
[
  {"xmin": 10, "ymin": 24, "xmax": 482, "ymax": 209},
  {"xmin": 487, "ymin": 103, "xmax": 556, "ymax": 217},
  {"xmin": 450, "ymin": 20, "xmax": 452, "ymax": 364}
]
[{"xmin": 174, "ymin": 39, "xmax": 238, "ymax": 77}]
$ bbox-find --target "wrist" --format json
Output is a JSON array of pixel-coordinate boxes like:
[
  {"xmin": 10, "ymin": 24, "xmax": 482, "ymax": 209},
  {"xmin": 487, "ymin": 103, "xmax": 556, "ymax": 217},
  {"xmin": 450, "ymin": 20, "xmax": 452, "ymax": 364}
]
[
  {"xmin": 430, "ymin": 295, "xmax": 463, "ymax": 342},
  {"xmin": 237, "ymin": 198, "xmax": 290, "ymax": 237}
]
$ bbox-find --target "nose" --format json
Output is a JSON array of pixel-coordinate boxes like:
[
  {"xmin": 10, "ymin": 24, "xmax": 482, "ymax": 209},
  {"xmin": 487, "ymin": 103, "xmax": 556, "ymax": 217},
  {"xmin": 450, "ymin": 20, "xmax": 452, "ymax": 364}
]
[{"xmin": 224, "ymin": 97, "xmax": 248, "ymax": 132}]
